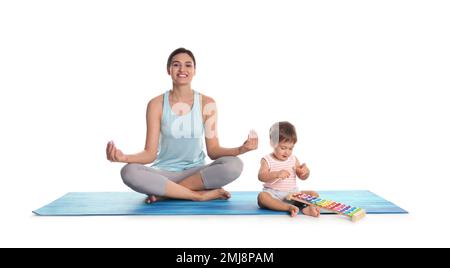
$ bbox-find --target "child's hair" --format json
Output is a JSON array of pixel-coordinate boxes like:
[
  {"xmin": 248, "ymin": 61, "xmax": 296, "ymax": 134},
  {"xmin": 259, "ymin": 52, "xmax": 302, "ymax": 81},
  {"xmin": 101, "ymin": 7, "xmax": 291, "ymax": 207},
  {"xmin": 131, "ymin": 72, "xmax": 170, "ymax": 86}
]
[
  {"xmin": 167, "ymin": 47, "xmax": 196, "ymax": 73},
  {"xmin": 269, "ymin": 121, "xmax": 297, "ymax": 145}
]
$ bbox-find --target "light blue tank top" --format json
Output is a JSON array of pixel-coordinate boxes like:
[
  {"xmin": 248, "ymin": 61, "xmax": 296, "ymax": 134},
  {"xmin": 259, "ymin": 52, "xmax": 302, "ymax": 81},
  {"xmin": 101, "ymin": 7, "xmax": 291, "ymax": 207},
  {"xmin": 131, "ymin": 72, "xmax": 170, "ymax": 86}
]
[{"xmin": 151, "ymin": 90, "xmax": 206, "ymax": 171}]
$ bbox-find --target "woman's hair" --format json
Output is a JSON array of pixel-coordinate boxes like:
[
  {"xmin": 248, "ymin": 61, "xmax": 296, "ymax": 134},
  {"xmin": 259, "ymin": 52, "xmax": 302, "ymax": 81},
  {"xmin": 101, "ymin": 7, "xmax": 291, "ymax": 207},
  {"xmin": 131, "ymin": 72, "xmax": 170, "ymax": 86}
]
[
  {"xmin": 270, "ymin": 121, "xmax": 297, "ymax": 145},
  {"xmin": 167, "ymin": 47, "xmax": 196, "ymax": 73}
]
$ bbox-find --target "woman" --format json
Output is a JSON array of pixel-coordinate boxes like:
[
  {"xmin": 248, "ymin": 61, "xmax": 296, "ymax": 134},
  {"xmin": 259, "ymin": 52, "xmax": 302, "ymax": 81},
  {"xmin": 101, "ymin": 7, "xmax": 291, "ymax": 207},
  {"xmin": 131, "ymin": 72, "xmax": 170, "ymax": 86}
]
[{"xmin": 106, "ymin": 48, "xmax": 258, "ymax": 203}]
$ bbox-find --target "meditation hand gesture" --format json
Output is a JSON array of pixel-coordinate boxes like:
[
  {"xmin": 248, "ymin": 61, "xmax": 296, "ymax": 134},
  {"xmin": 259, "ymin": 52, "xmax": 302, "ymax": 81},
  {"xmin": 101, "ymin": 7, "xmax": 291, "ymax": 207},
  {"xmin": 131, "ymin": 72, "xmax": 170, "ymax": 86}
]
[
  {"xmin": 106, "ymin": 141, "xmax": 127, "ymax": 162},
  {"xmin": 239, "ymin": 129, "xmax": 258, "ymax": 154}
]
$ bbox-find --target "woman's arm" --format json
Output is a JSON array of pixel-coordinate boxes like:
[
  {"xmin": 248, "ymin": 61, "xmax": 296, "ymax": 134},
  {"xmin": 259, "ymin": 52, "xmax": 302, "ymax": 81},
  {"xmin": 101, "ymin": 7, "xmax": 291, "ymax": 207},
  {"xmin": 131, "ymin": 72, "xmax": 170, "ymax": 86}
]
[
  {"xmin": 106, "ymin": 96, "xmax": 162, "ymax": 164},
  {"xmin": 202, "ymin": 95, "xmax": 258, "ymax": 160}
]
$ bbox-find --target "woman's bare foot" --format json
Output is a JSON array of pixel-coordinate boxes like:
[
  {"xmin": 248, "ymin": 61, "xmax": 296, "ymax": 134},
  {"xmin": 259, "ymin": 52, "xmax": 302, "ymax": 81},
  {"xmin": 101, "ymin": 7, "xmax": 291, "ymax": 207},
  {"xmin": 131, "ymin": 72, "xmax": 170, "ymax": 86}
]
[
  {"xmin": 146, "ymin": 189, "xmax": 230, "ymax": 203},
  {"xmin": 288, "ymin": 205, "xmax": 299, "ymax": 217},
  {"xmin": 199, "ymin": 188, "xmax": 231, "ymax": 201},
  {"xmin": 302, "ymin": 206, "xmax": 321, "ymax": 217},
  {"xmin": 145, "ymin": 195, "xmax": 167, "ymax": 204}
]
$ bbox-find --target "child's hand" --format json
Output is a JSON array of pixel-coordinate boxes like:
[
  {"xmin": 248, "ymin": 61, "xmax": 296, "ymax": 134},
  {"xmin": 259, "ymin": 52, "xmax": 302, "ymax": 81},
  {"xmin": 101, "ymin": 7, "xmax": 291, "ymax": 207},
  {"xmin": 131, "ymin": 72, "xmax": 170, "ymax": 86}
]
[
  {"xmin": 296, "ymin": 163, "xmax": 310, "ymax": 180},
  {"xmin": 277, "ymin": 170, "xmax": 291, "ymax": 179}
]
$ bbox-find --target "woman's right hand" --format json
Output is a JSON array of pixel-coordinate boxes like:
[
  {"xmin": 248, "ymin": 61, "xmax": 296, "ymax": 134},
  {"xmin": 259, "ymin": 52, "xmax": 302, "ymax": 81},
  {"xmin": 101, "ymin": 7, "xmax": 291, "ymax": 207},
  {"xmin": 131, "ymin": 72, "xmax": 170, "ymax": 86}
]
[
  {"xmin": 238, "ymin": 129, "xmax": 259, "ymax": 155},
  {"xmin": 106, "ymin": 141, "xmax": 127, "ymax": 162}
]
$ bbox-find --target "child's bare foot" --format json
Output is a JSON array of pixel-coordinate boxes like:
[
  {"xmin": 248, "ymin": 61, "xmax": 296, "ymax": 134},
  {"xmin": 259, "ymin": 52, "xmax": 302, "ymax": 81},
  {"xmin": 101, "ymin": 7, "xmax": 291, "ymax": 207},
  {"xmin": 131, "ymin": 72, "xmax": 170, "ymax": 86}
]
[
  {"xmin": 199, "ymin": 188, "xmax": 231, "ymax": 201},
  {"xmin": 145, "ymin": 195, "xmax": 167, "ymax": 204},
  {"xmin": 302, "ymin": 206, "xmax": 321, "ymax": 217},
  {"xmin": 288, "ymin": 205, "xmax": 299, "ymax": 217}
]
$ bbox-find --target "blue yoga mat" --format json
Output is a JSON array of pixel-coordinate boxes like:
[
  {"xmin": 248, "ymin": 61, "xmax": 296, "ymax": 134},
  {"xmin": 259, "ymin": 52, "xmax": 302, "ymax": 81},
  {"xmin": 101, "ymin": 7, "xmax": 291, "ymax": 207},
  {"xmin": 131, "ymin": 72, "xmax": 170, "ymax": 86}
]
[{"xmin": 33, "ymin": 190, "xmax": 407, "ymax": 216}]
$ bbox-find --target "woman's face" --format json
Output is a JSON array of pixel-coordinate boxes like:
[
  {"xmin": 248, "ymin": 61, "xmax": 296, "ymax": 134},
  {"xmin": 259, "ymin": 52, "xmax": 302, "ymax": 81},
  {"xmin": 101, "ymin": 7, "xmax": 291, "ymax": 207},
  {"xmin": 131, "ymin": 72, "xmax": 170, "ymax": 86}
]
[{"xmin": 168, "ymin": 53, "xmax": 196, "ymax": 85}]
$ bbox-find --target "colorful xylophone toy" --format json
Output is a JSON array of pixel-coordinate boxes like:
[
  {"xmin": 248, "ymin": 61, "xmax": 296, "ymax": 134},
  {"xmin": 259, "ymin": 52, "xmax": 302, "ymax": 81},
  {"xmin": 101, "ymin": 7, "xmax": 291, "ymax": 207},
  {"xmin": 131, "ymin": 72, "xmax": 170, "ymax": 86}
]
[{"xmin": 286, "ymin": 193, "xmax": 366, "ymax": 222}]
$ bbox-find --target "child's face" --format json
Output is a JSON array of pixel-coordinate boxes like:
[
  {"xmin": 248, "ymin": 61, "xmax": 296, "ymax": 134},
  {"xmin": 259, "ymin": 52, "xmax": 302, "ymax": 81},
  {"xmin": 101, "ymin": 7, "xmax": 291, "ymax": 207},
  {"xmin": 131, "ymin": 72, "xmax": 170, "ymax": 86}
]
[{"xmin": 272, "ymin": 141, "xmax": 295, "ymax": 161}]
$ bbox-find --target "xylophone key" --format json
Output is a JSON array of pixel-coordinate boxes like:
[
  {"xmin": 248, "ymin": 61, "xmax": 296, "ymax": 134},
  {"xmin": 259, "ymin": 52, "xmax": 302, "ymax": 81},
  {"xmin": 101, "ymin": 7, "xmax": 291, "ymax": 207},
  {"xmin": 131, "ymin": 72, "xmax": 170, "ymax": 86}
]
[
  {"xmin": 344, "ymin": 207, "xmax": 356, "ymax": 215},
  {"xmin": 344, "ymin": 207, "xmax": 355, "ymax": 214},
  {"xmin": 339, "ymin": 205, "xmax": 351, "ymax": 213},
  {"xmin": 348, "ymin": 208, "xmax": 362, "ymax": 217},
  {"xmin": 327, "ymin": 202, "xmax": 337, "ymax": 209},
  {"xmin": 330, "ymin": 203, "xmax": 341, "ymax": 210},
  {"xmin": 300, "ymin": 194, "xmax": 310, "ymax": 199}
]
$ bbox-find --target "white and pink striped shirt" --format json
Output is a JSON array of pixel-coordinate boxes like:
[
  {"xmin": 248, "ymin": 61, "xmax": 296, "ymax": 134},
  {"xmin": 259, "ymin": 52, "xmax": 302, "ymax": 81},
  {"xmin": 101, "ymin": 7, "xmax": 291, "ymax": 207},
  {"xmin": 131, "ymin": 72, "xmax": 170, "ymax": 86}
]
[{"xmin": 262, "ymin": 154, "xmax": 298, "ymax": 191}]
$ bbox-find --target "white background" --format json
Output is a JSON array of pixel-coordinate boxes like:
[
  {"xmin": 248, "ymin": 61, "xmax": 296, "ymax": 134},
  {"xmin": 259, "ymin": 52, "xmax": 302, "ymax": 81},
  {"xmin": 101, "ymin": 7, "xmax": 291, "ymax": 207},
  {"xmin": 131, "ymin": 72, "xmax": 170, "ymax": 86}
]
[{"xmin": 1, "ymin": 0, "xmax": 449, "ymax": 248}]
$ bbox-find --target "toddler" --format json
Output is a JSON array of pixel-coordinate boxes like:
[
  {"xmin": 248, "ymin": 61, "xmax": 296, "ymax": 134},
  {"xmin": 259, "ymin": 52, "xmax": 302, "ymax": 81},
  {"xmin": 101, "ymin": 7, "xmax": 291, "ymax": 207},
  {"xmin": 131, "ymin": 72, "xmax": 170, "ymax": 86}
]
[{"xmin": 257, "ymin": 121, "xmax": 320, "ymax": 217}]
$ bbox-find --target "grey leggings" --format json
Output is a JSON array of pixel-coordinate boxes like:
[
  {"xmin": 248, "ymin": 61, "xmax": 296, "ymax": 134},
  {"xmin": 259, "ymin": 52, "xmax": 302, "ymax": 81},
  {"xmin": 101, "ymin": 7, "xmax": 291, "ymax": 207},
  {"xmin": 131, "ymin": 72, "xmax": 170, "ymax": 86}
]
[{"xmin": 120, "ymin": 156, "xmax": 243, "ymax": 196}]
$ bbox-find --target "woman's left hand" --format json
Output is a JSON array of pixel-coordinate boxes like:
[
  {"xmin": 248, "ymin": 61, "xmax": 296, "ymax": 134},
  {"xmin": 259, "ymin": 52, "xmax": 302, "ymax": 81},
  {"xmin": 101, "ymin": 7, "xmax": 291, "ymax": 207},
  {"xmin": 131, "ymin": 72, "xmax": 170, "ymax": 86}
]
[{"xmin": 238, "ymin": 129, "xmax": 258, "ymax": 154}]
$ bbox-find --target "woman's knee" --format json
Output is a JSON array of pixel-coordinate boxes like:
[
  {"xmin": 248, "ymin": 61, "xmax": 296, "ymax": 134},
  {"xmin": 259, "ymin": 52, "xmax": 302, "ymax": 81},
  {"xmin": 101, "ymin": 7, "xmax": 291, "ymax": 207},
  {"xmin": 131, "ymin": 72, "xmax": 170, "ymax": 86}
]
[
  {"xmin": 120, "ymin": 163, "xmax": 142, "ymax": 186},
  {"xmin": 202, "ymin": 156, "xmax": 243, "ymax": 189},
  {"xmin": 219, "ymin": 156, "xmax": 244, "ymax": 181}
]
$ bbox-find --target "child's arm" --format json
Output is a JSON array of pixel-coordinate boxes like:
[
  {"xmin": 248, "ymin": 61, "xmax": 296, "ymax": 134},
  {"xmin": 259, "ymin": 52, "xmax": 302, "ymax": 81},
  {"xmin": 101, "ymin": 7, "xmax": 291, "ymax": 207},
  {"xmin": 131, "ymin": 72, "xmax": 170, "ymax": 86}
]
[
  {"xmin": 295, "ymin": 157, "xmax": 310, "ymax": 180},
  {"xmin": 258, "ymin": 159, "xmax": 289, "ymax": 183}
]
